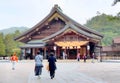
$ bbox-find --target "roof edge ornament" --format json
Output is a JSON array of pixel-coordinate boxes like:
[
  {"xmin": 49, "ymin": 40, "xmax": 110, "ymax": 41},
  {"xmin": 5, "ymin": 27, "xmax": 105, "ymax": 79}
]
[{"xmin": 52, "ymin": 4, "xmax": 63, "ymax": 12}]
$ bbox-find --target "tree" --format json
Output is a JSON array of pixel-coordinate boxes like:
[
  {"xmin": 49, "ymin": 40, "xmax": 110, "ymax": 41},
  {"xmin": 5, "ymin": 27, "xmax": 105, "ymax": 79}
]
[
  {"xmin": 4, "ymin": 30, "xmax": 24, "ymax": 56},
  {"xmin": 4, "ymin": 34, "xmax": 16, "ymax": 56},
  {"xmin": 0, "ymin": 33, "xmax": 5, "ymax": 56},
  {"xmin": 13, "ymin": 30, "xmax": 24, "ymax": 56},
  {"xmin": 13, "ymin": 30, "xmax": 21, "ymax": 38},
  {"xmin": 112, "ymin": 0, "xmax": 120, "ymax": 6},
  {"xmin": 85, "ymin": 13, "xmax": 120, "ymax": 46}
]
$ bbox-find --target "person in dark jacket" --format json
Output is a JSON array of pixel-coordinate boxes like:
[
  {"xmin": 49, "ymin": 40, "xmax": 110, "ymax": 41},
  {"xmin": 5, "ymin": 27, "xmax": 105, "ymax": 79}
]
[{"xmin": 48, "ymin": 52, "xmax": 57, "ymax": 79}]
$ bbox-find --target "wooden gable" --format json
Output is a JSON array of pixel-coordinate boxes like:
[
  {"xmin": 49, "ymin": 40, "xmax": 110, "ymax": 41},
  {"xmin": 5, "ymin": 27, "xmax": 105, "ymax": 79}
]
[
  {"xmin": 15, "ymin": 5, "xmax": 103, "ymax": 44},
  {"xmin": 30, "ymin": 17, "xmax": 66, "ymax": 40},
  {"xmin": 15, "ymin": 6, "xmax": 68, "ymax": 43},
  {"xmin": 46, "ymin": 29, "xmax": 87, "ymax": 42}
]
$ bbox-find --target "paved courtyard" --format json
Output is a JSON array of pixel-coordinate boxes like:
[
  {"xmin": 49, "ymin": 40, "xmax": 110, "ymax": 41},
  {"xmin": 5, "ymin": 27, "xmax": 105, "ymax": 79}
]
[{"xmin": 0, "ymin": 60, "xmax": 120, "ymax": 83}]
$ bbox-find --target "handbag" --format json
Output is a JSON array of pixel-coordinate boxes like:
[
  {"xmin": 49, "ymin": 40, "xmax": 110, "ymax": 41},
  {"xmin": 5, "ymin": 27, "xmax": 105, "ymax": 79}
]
[
  {"xmin": 40, "ymin": 64, "xmax": 43, "ymax": 67},
  {"xmin": 46, "ymin": 63, "xmax": 49, "ymax": 71}
]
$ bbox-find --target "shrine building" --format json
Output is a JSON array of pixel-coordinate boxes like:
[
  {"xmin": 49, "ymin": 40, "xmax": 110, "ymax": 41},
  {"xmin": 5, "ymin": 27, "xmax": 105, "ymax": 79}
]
[
  {"xmin": 102, "ymin": 36, "xmax": 120, "ymax": 60},
  {"xmin": 15, "ymin": 5, "xmax": 103, "ymax": 59}
]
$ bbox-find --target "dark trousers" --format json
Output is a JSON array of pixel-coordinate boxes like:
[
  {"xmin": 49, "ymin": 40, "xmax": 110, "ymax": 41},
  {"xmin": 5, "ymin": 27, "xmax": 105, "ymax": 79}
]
[
  {"xmin": 50, "ymin": 70, "xmax": 55, "ymax": 77},
  {"xmin": 35, "ymin": 66, "xmax": 42, "ymax": 76},
  {"xmin": 84, "ymin": 58, "xmax": 86, "ymax": 62}
]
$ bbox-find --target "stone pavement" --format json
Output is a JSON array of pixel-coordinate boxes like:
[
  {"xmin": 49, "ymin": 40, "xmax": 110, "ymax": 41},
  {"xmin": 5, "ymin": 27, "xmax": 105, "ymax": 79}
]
[{"xmin": 0, "ymin": 60, "xmax": 120, "ymax": 83}]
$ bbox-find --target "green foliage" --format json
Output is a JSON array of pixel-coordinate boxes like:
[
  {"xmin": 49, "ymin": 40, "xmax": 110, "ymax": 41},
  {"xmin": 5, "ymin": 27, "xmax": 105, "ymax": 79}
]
[
  {"xmin": 4, "ymin": 34, "xmax": 17, "ymax": 56},
  {"xmin": 0, "ymin": 33, "xmax": 5, "ymax": 56},
  {"xmin": 85, "ymin": 13, "xmax": 120, "ymax": 46},
  {"xmin": 0, "ymin": 28, "xmax": 25, "ymax": 57},
  {"xmin": 4, "ymin": 30, "xmax": 24, "ymax": 56}
]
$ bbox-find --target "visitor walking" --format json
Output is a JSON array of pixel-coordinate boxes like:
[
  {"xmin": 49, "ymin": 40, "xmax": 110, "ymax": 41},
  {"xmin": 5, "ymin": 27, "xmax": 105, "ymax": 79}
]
[
  {"xmin": 83, "ymin": 53, "xmax": 87, "ymax": 62},
  {"xmin": 48, "ymin": 52, "xmax": 57, "ymax": 79},
  {"xmin": 34, "ymin": 52, "xmax": 43, "ymax": 78},
  {"xmin": 10, "ymin": 52, "xmax": 18, "ymax": 70},
  {"xmin": 77, "ymin": 52, "xmax": 80, "ymax": 61},
  {"xmin": 63, "ymin": 51, "xmax": 67, "ymax": 59}
]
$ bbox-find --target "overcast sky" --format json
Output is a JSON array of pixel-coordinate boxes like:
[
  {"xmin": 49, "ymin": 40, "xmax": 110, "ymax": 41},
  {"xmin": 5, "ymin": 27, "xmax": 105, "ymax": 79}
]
[{"xmin": 0, "ymin": 0, "xmax": 120, "ymax": 30}]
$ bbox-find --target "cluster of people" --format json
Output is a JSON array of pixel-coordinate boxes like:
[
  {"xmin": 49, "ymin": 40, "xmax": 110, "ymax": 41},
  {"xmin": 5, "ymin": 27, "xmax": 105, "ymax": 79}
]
[
  {"xmin": 77, "ymin": 52, "xmax": 96, "ymax": 63},
  {"xmin": 76, "ymin": 52, "xmax": 87, "ymax": 62},
  {"xmin": 10, "ymin": 51, "xmax": 57, "ymax": 79},
  {"xmin": 10, "ymin": 51, "xmax": 95, "ymax": 79},
  {"xmin": 34, "ymin": 51, "xmax": 57, "ymax": 79}
]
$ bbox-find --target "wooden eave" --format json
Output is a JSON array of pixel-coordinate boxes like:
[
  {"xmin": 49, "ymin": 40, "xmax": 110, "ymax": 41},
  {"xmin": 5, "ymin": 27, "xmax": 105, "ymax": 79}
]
[
  {"xmin": 27, "ymin": 23, "xmax": 101, "ymax": 44},
  {"xmin": 41, "ymin": 24, "xmax": 102, "ymax": 42},
  {"xmin": 53, "ymin": 5, "xmax": 103, "ymax": 38},
  {"xmin": 14, "ymin": 5, "xmax": 66, "ymax": 43},
  {"xmin": 15, "ymin": 4, "xmax": 103, "ymax": 43}
]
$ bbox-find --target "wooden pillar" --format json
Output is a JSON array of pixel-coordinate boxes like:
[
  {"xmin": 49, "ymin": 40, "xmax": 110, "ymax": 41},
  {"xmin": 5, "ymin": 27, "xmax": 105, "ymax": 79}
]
[
  {"xmin": 100, "ymin": 46, "xmax": 102, "ymax": 62},
  {"xmin": 67, "ymin": 48, "xmax": 69, "ymax": 58},
  {"xmin": 44, "ymin": 47, "xmax": 47, "ymax": 59},
  {"xmin": 57, "ymin": 47, "xmax": 59, "ymax": 58},
  {"xmin": 21, "ymin": 48, "xmax": 25, "ymax": 59},
  {"xmin": 99, "ymin": 40, "xmax": 102, "ymax": 62},
  {"xmin": 25, "ymin": 48, "xmax": 27, "ymax": 57},
  {"xmin": 77, "ymin": 47, "xmax": 80, "ymax": 55},
  {"xmin": 32, "ymin": 48, "xmax": 35, "ymax": 57}
]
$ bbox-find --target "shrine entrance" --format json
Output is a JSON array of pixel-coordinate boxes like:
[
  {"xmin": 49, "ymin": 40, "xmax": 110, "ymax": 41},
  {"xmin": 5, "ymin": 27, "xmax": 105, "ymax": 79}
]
[{"xmin": 55, "ymin": 41, "xmax": 89, "ymax": 59}]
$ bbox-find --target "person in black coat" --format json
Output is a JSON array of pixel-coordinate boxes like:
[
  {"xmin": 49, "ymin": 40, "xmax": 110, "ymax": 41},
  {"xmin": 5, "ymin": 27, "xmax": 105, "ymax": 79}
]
[{"xmin": 48, "ymin": 52, "xmax": 57, "ymax": 79}]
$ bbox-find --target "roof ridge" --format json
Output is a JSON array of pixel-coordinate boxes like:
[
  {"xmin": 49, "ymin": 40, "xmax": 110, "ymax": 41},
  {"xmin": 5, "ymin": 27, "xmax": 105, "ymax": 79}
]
[{"xmin": 50, "ymin": 4, "xmax": 63, "ymax": 13}]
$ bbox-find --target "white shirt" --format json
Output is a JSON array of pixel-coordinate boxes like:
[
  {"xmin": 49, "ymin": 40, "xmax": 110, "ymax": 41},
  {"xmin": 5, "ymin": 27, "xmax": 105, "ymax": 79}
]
[{"xmin": 35, "ymin": 54, "xmax": 43, "ymax": 66}]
